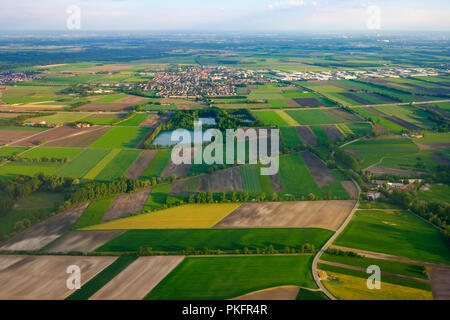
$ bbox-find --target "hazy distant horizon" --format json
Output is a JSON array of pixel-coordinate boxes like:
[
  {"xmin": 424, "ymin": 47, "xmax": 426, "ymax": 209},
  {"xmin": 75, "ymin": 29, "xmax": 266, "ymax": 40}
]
[{"xmin": 1, "ymin": 0, "xmax": 449, "ymax": 32}]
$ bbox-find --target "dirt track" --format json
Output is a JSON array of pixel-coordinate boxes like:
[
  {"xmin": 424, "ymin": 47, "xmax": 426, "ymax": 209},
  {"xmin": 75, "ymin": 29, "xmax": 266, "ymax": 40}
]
[
  {"xmin": 0, "ymin": 203, "xmax": 89, "ymax": 251},
  {"xmin": 45, "ymin": 230, "xmax": 125, "ymax": 253},
  {"xmin": 90, "ymin": 256, "xmax": 184, "ymax": 300},
  {"xmin": 214, "ymin": 200, "xmax": 355, "ymax": 231},
  {"xmin": 102, "ymin": 188, "xmax": 152, "ymax": 222},
  {"xmin": 0, "ymin": 255, "xmax": 116, "ymax": 300}
]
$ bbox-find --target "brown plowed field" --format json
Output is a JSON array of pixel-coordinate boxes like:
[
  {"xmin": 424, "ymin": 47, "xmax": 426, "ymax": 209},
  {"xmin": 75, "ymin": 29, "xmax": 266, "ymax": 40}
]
[
  {"xmin": 293, "ymin": 97, "xmax": 322, "ymax": 107},
  {"xmin": 139, "ymin": 114, "xmax": 160, "ymax": 127},
  {"xmin": 45, "ymin": 230, "xmax": 125, "ymax": 253},
  {"xmin": 0, "ymin": 203, "xmax": 89, "ymax": 251},
  {"xmin": 431, "ymin": 153, "xmax": 450, "ymax": 166},
  {"xmin": 75, "ymin": 103, "xmax": 134, "ymax": 111},
  {"xmin": 428, "ymin": 267, "xmax": 450, "ymax": 300},
  {"xmin": 0, "ymin": 255, "xmax": 116, "ymax": 300},
  {"xmin": 102, "ymin": 188, "xmax": 152, "ymax": 222},
  {"xmin": 161, "ymin": 160, "xmax": 191, "ymax": 179},
  {"xmin": 125, "ymin": 150, "xmax": 158, "ymax": 179},
  {"xmin": 10, "ymin": 125, "xmax": 94, "ymax": 147},
  {"xmin": 214, "ymin": 200, "xmax": 355, "ymax": 231},
  {"xmin": 283, "ymin": 98, "xmax": 300, "ymax": 107},
  {"xmin": 416, "ymin": 142, "xmax": 450, "ymax": 150},
  {"xmin": 296, "ymin": 126, "xmax": 317, "ymax": 146},
  {"xmin": 233, "ymin": 286, "xmax": 300, "ymax": 300},
  {"xmin": 90, "ymin": 256, "xmax": 185, "ymax": 300},
  {"xmin": 341, "ymin": 181, "xmax": 358, "ymax": 199},
  {"xmin": 322, "ymin": 125, "xmax": 344, "ymax": 140},
  {"xmin": 383, "ymin": 115, "xmax": 422, "ymax": 130},
  {"xmin": 44, "ymin": 126, "xmax": 111, "ymax": 148},
  {"xmin": 366, "ymin": 166, "xmax": 424, "ymax": 176},
  {"xmin": 0, "ymin": 129, "xmax": 45, "ymax": 145},
  {"xmin": 269, "ymin": 173, "xmax": 284, "ymax": 193},
  {"xmin": 114, "ymin": 95, "xmax": 149, "ymax": 104},
  {"xmin": 300, "ymin": 150, "xmax": 336, "ymax": 186},
  {"xmin": 323, "ymin": 109, "xmax": 362, "ymax": 122},
  {"xmin": 196, "ymin": 167, "xmax": 243, "ymax": 193}
]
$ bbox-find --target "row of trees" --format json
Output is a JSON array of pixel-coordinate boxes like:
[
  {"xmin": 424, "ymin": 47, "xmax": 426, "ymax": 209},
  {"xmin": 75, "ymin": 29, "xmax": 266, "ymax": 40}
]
[{"xmin": 137, "ymin": 243, "xmax": 317, "ymax": 256}]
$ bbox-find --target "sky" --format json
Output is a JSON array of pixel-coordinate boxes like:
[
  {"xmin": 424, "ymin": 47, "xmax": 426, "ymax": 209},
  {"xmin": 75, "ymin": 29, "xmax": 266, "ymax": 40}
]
[{"xmin": 0, "ymin": 0, "xmax": 449, "ymax": 32}]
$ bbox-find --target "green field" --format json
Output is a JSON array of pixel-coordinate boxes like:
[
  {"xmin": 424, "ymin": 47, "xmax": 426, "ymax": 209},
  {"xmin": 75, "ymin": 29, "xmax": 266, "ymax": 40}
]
[
  {"xmin": 335, "ymin": 209, "xmax": 450, "ymax": 264},
  {"xmin": 0, "ymin": 162, "xmax": 61, "ymax": 178},
  {"xmin": 320, "ymin": 253, "xmax": 427, "ymax": 280},
  {"xmin": 21, "ymin": 147, "xmax": 83, "ymax": 160},
  {"xmin": 56, "ymin": 148, "xmax": 111, "ymax": 178},
  {"xmin": 145, "ymin": 255, "xmax": 316, "ymax": 300},
  {"xmin": 240, "ymin": 165, "xmax": 262, "ymax": 193},
  {"xmin": 254, "ymin": 110, "xmax": 289, "ymax": 126},
  {"xmin": 141, "ymin": 149, "xmax": 172, "ymax": 178},
  {"xmin": 285, "ymin": 110, "xmax": 337, "ymax": 125},
  {"xmin": 417, "ymin": 184, "xmax": 449, "ymax": 204},
  {"xmin": 0, "ymin": 146, "xmax": 28, "ymax": 157},
  {"xmin": 116, "ymin": 113, "xmax": 149, "ymax": 126},
  {"xmin": 143, "ymin": 183, "xmax": 172, "ymax": 211},
  {"xmin": 74, "ymin": 198, "xmax": 115, "ymax": 229},
  {"xmin": 0, "ymin": 192, "xmax": 64, "ymax": 236},
  {"xmin": 66, "ymin": 256, "xmax": 137, "ymax": 300},
  {"xmin": 93, "ymin": 93, "xmax": 129, "ymax": 103},
  {"xmin": 89, "ymin": 127, "xmax": 149, "ymax": 149},
  {"xmin": 280, "ymin": 126, "xmax": 302, "ymax": 148},
  {"xmin": 83, "ymin": 149, "xmax": 121, "ymax": 180},
  {"xmin": 28, "ymin": 113, "xmax": 92, "ymax": 125},
  {"xmin": 97, "ymin": 228, "xmax": 333, "ymax": 253},
  {"xmin": 94, "ymin": 149, "xmax": 142, "ymax": 181}
]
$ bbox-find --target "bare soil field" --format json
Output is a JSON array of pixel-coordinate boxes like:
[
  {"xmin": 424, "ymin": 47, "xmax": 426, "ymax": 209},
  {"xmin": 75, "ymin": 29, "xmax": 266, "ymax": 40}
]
[
  {"xmin": 10, "ymin": 125, "xmax": 94, "ymax": 147},
  {"xmin": 0, "ymin": 129, "xmax": 43, "ymax": 145},
  {"xmin": 293, "ymin": 97, "xmax": 322, "ymax": 107},
  {"xmin": 139, "ymin": 114, "xmax": 160, "ymax": 127},
  {"xmin": 428, "ymin": 267, "xmax": 450, "ymax": 300},
  {"xmin": 45, "ymin": 230, "xmax": 125, "ymax": 253},
  {"xmin": 114, "ymin": 95, "xmax": 149, "ymax": 104},
  {"xmin": 196, "ymin": 167, "xmax": 244, "ymax": 193},
  {"xmin": 341, "ymin": 181, "xmax": 358, "ymax": 199},
  {"xmin": 214, "ymin": 200, "xmax": 355, "ymax": 231},
  {"xmin": 366, "ymin": 107, "xmax": 386, "ymax": 116},
  {"xmin": 375, "ymin": 124, "xmax": 391, "ymax": 135},
  {"xmin": 416, "ymin": 142, "xmax": 450, "ymax": 150},
  {"xmin": 125, "ymin": 150, "xmax": 158, "ymax": 179},
  {"xmin": 283, "ymin": 98, "xmax": 300, "ymax": 107},
  {"xmin": 90, "ymin": 256, "xmax": 185, "ymax": 300},
  {"xmin": 366, "ymin": 166, "xmax": 423, "ymax": 176},
  {"xmin": 431, "ymin": 153, "xmax": 450, "ymax": 166},
  {"xmin": 0, "ymin": 255, "xmax": 116, "ymax": 300},
  {"xmin": 339, "ymin": 92, "xmax": 372, "ymax": 105},
  {"xmin": 76, "ymin": 103, "xmax": 134, "ymax": 111},
  {"xmin": 0, "ymin": 203, "xmax": 89, "ymax": 251},
  {"xmin": 44, "ymin": 126, "xmax": 111, "ymax": 148},
  {"xmin": 300, "ymin": 150, "xmax": 336, "ymax": 187},
  {"xmin": 232, "ymin": 286, "xmax": 300, "ymax": 300},
  {"xmin": 102, "ymin": 188, "xmax": 152, "ymax": 222},
  {"xmin": 296, "ymin": 126, "xmax": 318, "ymax": 146},
  {"xmin": 322, "ymin": 125, "xmax": 344, "ymax": 140},
  {"xmin": 161, "ymin": 160, "xmax": 191, "ymax": 179},
  {"xmin": 383, "ymin": 115, "xmax": 422, "ymax": 130},
  {"xmin": 0, "ymin": 113, "xmax": 26, "ymax": 118},
  {"xmin": 85, "ymin": 113, "xmax": 125, "ymax": 119},
  {"xmin": 0, "ymin": 105, "xmax": 65, "ymax": 112},
  {"xmin": 270, "ymin": 173, "xmax": 284, "ymax": 193}
]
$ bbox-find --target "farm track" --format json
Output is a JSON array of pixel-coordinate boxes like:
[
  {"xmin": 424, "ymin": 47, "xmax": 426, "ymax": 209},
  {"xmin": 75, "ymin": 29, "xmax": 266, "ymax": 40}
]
[{"xmin": 311, "ymin": 179, "xmax": 361, "ymax": 300}]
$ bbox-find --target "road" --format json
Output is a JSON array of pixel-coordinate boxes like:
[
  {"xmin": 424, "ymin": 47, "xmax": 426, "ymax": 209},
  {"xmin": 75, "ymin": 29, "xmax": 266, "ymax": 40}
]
[{"xmin": 311, "ymin": 179, "xmax": 361, "ymax": 300}]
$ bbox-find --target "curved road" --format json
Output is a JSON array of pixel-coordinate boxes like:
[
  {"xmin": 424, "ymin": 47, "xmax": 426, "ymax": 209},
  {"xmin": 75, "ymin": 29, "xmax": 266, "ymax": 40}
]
[{"xmin": 311, "ymin": 179, "xmax": 361, "ymax": 300}]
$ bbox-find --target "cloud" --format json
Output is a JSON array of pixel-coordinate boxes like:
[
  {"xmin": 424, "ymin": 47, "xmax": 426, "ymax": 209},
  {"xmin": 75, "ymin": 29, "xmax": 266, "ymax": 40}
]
[{"xmin": 268, "ymin": 1, "xmax": 308, "ymax": 10}]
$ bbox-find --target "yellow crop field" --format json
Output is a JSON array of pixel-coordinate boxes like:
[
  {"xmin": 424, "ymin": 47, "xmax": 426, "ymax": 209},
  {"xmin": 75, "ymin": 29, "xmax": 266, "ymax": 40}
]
[
  {"xmin": 84, "ymin": 203, "xmax": 242, "ymax": 230},
  {"xmin": 275, "ymin": 110, "xmax": 299, "ymax": 126},
  {"xmin": 321, "ymin": 271, "xmax": 433, "ymax": 300},
  {"xmin": 83, "ymin": 149, "xmax": 120, "ymax": 180}
]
